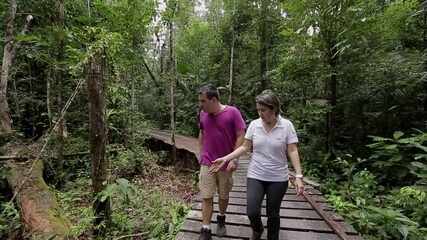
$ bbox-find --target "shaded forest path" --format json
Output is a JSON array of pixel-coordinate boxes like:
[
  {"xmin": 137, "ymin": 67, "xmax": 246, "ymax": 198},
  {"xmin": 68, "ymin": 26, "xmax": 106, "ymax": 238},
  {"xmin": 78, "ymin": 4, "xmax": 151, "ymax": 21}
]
[{"xmin": 149, "ymin": 130, "xmax": 363, "ymax": 240}]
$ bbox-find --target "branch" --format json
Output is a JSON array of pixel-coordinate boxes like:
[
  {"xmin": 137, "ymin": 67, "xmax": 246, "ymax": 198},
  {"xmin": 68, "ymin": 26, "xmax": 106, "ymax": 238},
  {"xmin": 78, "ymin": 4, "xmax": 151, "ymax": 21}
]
[
  {"xmin": 0, "ymin": 155, "xmax": 28, "ymax": 161},
  {"xmin": 141, "ymin": 55, "xmax": 160, "ymax": 88},
  {"xmin": 113, "ymin": 232, "xmax": 148, "ymax": 240}
]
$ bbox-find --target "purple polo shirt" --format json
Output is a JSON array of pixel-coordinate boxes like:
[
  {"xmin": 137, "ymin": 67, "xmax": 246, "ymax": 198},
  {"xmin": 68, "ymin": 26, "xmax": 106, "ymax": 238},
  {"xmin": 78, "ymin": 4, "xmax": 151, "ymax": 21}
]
[{"xmin": 199, "ymin": 106, "xmax": 246, "ymax": 168}]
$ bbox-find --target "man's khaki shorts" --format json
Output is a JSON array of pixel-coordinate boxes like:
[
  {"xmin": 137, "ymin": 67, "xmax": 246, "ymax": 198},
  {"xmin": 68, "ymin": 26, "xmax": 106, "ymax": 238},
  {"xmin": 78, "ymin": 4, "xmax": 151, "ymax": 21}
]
[{"xmin": 199, "ymin": 165, "xmax": 233, "ymax": 199}]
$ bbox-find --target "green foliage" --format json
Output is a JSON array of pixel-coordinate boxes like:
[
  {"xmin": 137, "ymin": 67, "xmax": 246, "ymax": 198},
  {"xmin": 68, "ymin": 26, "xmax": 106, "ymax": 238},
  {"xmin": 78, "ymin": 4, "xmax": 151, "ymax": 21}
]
[
  {"xmin": 55, "ymin": 178, "xmax": 94, "ymax": 237},
  {"xmin": 0, "ymin": 202, "xmax": 21, "ymax": 238},
  {"xmin": 364, "ymin": 206, "xmax": 426, "ymax": 240},
  {"xmin": 388, "ymin": 187, "xmax": 427, "ymax": 227},
  {"xmin": 328, "ymin": 178, "xmax": 427, "ymax": 239},
  {"xmin": 98, "ymin": 178, "xmax": 136, "ymax": 204},
  {"xmin": 112, "ymin": 144, "xmax": 161, "ymax": 177},
  {"xmin": 411, "ymin": 162, "xmax": 427, "ymax": 187},
  {"xmin": 286, "ymin": 102, "xmax": 329, "ymax": 178},
  {"xmin": 56, "ymin": 174, "xmax": 189, "ymax": 239},
  {"xmin": 367, "ymin": 131, "xmax": 427, "ymax": 185},
  {"xmin": 325, "ymin": 131, "xmax": 427, "ymax": 239}
]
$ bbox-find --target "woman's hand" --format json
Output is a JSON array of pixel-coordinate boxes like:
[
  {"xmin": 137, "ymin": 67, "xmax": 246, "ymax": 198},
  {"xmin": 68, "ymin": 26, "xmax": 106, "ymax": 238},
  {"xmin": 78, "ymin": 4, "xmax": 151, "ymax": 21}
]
[
  {"xmin": 294, "ymin": 178, "xmax": 304, "ymax": 196},
  {"xmin": 208, "ymin": 157, "xmax": 228, "ymax": 174},
  {"xmin": 226, "ymin": 159, "xmax": 237, "ymax": 172}
]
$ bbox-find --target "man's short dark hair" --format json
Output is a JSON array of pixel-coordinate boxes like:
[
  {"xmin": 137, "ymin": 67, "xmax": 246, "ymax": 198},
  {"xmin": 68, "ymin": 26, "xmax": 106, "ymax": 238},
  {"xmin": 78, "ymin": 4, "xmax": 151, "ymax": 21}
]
[{"xmin": 199, "ymin": 84, "xmax": 220, "ymax": 100}]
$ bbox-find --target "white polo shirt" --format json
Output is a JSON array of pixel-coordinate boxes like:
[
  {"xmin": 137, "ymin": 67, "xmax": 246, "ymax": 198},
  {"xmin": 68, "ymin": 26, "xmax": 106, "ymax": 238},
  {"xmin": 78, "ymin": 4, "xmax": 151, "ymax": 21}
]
[{"xmin": 245, "ymin": 116, "xmax": 298, "ymax": 182}]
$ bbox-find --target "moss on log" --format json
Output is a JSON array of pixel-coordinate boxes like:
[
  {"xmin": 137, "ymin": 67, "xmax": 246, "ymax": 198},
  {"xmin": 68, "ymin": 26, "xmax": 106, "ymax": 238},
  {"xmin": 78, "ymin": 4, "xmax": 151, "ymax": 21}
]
[{"xmin": 6, "ymin": 160, "xmax": 71, "ymax": 240}]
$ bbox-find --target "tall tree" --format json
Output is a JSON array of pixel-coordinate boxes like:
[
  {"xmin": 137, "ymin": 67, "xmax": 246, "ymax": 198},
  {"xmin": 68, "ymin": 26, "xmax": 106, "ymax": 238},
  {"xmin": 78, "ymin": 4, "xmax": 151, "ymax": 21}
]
[
  {"xmin": 87, "ymin": 52, "xmax": 110, "ymax": 230},
  {"xmin": 54, "ymin": 0, "xmax": 66, "ymax": 176},
  {"xmin": 1, "ymin": 0, "xmax": 32, "ymax": 134},
  {"xmin": 167, "ymin": 0, "xmax": 177, "ymax": 163},
  {"xmin": 228, "ymin": 0, "xmax": 236, "ymax": 104},
  {"xmin": 259, "ymin": 0, "xmax": 271, "ymax": 92},
  {"xmin": 422, "ymin": 0, "xmax": 427, "ymax": 111},
  {"xmin": 0, "ymin": 0, "xmax": 17, "ymax": 134}
]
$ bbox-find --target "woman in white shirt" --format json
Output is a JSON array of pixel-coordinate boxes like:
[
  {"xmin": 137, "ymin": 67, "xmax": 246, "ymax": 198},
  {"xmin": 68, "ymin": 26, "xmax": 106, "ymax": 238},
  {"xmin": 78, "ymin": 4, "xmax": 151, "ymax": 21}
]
[{"xmin": 209, "ymin": 90, "xmax": 304, "ymax": 240}]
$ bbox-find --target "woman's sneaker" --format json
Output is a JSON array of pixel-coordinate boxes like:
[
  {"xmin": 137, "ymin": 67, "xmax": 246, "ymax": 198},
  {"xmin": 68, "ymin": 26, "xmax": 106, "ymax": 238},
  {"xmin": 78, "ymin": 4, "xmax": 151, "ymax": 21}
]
[{"xmin": 251, "ymin": 227, "xmax": 264, "ymax": 240}]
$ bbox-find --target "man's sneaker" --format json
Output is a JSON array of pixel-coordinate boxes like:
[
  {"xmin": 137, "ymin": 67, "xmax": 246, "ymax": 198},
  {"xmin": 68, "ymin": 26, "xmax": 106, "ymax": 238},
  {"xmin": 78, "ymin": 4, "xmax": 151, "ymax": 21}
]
[
  {"xmin": 199, "ymin": 227, "xmax": 212, "ymax": 240},
  {"xmin": 251, "ymin": 227, "xmax": 264, "ymax": 240},
  {"xmin": 216, "ymin": 215, "xmax": 227, "ymax": 237}
]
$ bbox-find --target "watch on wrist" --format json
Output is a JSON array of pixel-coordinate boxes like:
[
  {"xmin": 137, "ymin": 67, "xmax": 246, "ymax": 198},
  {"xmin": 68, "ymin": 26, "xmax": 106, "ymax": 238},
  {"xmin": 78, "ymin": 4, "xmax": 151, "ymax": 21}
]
[{"xmin": 295, "ymin": 174, "xmax": 303, "ymax": 179}]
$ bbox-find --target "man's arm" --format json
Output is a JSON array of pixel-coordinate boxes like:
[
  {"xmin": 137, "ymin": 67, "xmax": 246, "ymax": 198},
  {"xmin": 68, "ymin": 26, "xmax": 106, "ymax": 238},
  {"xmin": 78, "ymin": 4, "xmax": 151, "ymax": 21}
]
[
  {"xmin": 234, "ymin": 130, "xmax": 245, "ymax": 150},
  {"xmin": 198, "ymin": 130, "xmax": 203, "ymax": 154}
]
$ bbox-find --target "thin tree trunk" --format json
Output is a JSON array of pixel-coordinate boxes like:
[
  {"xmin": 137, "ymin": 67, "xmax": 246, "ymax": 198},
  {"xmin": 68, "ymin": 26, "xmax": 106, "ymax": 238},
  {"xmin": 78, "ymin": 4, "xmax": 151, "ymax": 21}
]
[
  {"xmin": 168, "ymin": 19, "xmax": 177, "ymax": 163},
  {"xmin": 141, "ymin": 55, "xmax": 160, "ymax": 88},
  {"xmin": 228, "ymin": 30, "xmax": 235, "ymax": 104},
  {"xmin": 87, "ymin": 0, "xmax": 91, "ymax": 17},
  {"xmin": 131, "ymin": 68, "xmax": 135, "ymax": 145},
  {"xmin": 55, "ymin": 0, "xmax": 65, "ymax": 175},
  {"xmin": 0, "ymin": 0, "xmax": 17, "ymax": 134},
  {"xmin": 160, "ymin": 42, "xmax": 166, "ymax": 74},
  {"xmin": 12, "ymin": 72, "xmax": 19, "ymax": 121},
  {"xmin": 47, "ymin": 70, "xmax": 52, "ymax": 128},
  {"xmin": 86, "ymin": 52, "xmax": 111, "ymax": 231},
  {"xmin": 259, "ymin": 0, "xmax": 270, "ymax": 92},
  {"xmin": 422, "ymin": 0, "xmax": 427, "ymax": 111},
  {"xmin": 326, "ymin": 45, "xmax": 337, "ymax": 155}
]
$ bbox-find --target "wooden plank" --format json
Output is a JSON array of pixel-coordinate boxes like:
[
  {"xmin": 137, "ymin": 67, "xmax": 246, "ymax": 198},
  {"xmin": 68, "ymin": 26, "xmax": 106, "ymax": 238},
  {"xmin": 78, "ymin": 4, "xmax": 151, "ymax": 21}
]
[
  {"xmin": 231, "ymin": 185, "xmax": 316, "ymax": 192},
  {"xmin": 191, "ymin": 202, "xmax": 322, "ymax": 220},
  {"xmin": 228, "ymin": 191, "xmax": 327, "ymax": 202},
  {"xmin": 194, "ymin": 196, "xmax": 331, "ymax": 210},
  {"xmin": 176, "ymin": 232, "xmax": 240, "ymax": 240},
  {"xmin": 181, "ymin": 219, "xmax": 342, "ymax": 240},
  {"xmin": 230, "ymin": 186, "xmax": 322, "ymax": 195},
  {"xmin": 186, "ymin": 210, "xmax": 358, "ymax": 234}
]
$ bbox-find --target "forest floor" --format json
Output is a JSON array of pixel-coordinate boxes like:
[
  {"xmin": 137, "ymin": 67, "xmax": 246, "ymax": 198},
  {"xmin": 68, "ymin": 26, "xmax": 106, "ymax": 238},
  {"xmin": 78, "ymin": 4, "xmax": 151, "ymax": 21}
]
[{"xmin": 0, "ymin": 139, "xmax": 198, "ymax": 239}]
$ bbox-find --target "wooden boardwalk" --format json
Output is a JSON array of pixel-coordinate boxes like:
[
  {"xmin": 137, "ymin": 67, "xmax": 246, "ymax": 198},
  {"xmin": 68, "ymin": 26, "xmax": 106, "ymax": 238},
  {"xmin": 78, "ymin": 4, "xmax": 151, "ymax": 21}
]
[{"xmin": 149, "ymin": 130, "xmax": 363, "ymax": 240}]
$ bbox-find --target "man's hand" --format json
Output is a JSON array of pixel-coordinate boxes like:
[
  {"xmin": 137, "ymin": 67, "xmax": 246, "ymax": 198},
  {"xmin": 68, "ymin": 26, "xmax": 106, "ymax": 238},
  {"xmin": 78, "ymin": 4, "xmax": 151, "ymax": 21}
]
[{"xmin": 208, "ymin": 157, "xmax": 228, "ymax": 174}]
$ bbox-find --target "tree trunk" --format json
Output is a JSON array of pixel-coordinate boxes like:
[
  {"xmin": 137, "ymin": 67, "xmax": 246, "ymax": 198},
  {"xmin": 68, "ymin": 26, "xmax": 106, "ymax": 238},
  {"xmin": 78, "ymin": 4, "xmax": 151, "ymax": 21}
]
[
  {"xmin": 168, "ymin": 19, "xmax": 177, "ymax": 163},
  {"xmin": 141, "ymin": 55, "xmax": 160, "ymax": 88},
  {"xmin": 228, "ymin": 0, "xmax": 236, "ymax": 104},
  {"xmin": 0, "ymin": 0, "xmax": 17, "ymax": 134},
  {"xmin": 55, "ymin": 0, "xmax": 66, "ymax": 177},
  {"xmin": 422, "ymin": 0, "xmax": 427, "ymax": 111},
  {"xmin": 47, "ymin": 70, "xmax": 53, "ymax": 128},
  {"xmin": 228, "ymin": 32, "xmax": 235, "ymax": 104},
  {"xmin": 86, "ymin": 52, "xmax": 111, "ymax": 231},
  {"xmin": 326, "ymin": 45, "xmax": 338, "ymax": 155},
  {"xmin": 7, "ymin": 160, "xmax": 70, "ymax": 239},
  {"xmin": 259, "ymin": 0, "xmax": 270, "ymax": 92}
]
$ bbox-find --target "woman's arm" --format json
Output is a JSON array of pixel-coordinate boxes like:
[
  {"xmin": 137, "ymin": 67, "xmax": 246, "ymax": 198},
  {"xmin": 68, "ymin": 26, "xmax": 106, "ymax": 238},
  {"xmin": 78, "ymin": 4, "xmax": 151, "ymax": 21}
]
[
  {"xmin": 287, "ymin": 143, "xmax": 304, "ymax": 195},
  {"xmin": 287, "ymin": 143, "xmax": 302, "ymax": 175},
  {"xmin": 208, "ymin": 139, "xmax": 252, "ymax": 173}
]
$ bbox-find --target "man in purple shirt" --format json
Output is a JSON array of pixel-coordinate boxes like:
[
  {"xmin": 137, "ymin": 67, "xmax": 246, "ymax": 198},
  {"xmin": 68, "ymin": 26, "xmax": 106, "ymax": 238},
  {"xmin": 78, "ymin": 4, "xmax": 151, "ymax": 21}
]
[{"xmin": 197, "ymin": 84, "xmax": 246, "ymax": 240}]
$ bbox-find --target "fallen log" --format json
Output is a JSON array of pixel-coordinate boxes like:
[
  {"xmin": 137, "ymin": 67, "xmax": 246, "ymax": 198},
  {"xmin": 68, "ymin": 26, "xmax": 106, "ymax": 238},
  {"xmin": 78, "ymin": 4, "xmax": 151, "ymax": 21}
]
[
  {"xmin": 0, "ymin": 147, "xmax": 124, "ymax": 163},
  {"xmin": 6, "ymin": 159, "xmax": 70, "ymax": 239}
]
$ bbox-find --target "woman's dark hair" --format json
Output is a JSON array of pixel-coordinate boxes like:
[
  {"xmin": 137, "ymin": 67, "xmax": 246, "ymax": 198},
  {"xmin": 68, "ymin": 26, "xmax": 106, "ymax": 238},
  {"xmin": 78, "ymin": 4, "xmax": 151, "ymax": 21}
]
[{"xmin": 255, "ymin": 90, "xmax": 280, "ymax": 116}]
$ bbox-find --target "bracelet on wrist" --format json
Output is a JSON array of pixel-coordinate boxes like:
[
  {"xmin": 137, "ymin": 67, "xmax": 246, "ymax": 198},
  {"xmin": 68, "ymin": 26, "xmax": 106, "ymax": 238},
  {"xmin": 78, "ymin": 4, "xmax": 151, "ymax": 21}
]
[{"xmin": 295, "ymin": 174, "xmax": 303, "ymax": 179}]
